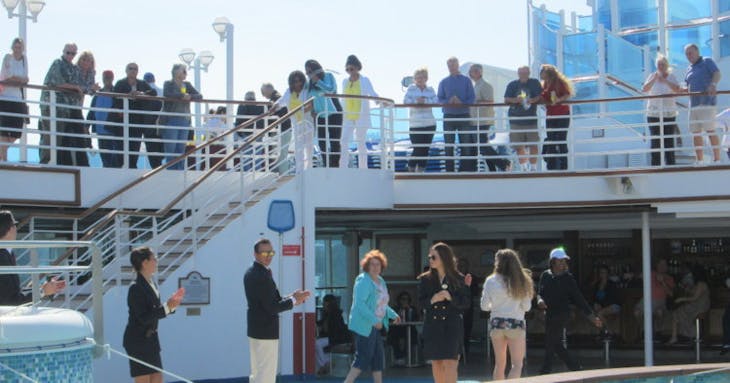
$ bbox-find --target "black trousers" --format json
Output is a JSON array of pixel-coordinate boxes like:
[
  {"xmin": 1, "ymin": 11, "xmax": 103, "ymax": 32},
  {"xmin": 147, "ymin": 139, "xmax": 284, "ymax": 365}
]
[
  {"xmin": 543, "ymin": 116, "xmax": 570, "ymax": 170},
  {"xmin": 128, "ymin": 125, "xmax": 164, "ymax": 168},
  {"xmin": 317, "ymin": 113, "xmax": 342, "ymax": 168},
  {"xmin": 647, "ymin": 116, "xmax": 677, "ymax": 166},
  {"xmin": 408, "ymin": 125, "xmax": 435, "ymax": 170},
  {"xmin": 541, "ymin": 316, "xmax": 581, "ymax": 374},
  {"xmin": 57, "ymin": 108, "xmax": 90, "ymax": 167},
  {"xmin": 443, "ymin": 113, "xmax": 476, "ymax": 172}
]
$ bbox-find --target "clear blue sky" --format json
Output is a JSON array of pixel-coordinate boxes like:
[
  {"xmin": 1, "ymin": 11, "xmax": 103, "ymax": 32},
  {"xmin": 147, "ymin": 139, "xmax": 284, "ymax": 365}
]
[{"xmin": 1, "ymin": 0, "xmax": 590, "ymax": 103}]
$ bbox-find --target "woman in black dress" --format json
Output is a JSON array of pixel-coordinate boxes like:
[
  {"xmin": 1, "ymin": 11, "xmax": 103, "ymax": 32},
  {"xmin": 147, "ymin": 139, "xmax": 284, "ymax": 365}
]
[
  {"xmin": 418, "ymin": 242, "xmax": 470, "ymax": 383},
  {"xmin": 123, "ymin": 247, "xmax": 184, "ymax": 383}
]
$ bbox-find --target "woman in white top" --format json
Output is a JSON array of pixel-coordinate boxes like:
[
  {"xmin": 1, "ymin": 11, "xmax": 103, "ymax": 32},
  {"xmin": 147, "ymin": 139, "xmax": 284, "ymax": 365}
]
[
  {"xmin": 642, "ymin": 54, "xmax": 681, "ymax": 166},
  {"xmin": 0, "ymin": 38, "xmax": 29, "ymax": 162},
  {"xmin": 404, "ymin": 67, "xmax": 438, "ymax": 172},
  {"xmin": 340, "ymin": 55, "xmax": 379, "ymax": 169},
  {"xmin": 481, "ymin": 248, "xmax": 533, "ymax": 380}
]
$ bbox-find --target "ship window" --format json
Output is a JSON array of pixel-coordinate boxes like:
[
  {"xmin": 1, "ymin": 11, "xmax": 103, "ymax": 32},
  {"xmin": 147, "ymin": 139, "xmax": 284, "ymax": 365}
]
[
  {"xmin": 667, "ymin": 25, "xmax": 713, "ymax": 65},
  {"xmin": 597, "ymin": 0, "xmax": 612, "ymax": 30},
  {"xmin": 720, "ymin": 20, "xmax": 730, "ymax": 57},
  {"xmin": 667, "ymin": 0, "xmax": 711, "ymax": 24},
  {"xmin": 618, "ymin": 0, "xmax": 658, "ymax": 30},
  {"xmin": 315, "ymin": 236, "xmax": 351, "ymax": 319},
  {"xmin": 606, "ymin": 34, "xmax": 646, "ymax": 89},
  {"xmin": 564, "ymin": 32, "xmax": 599, "ymax": 77},
  {"xmin": 722, "ymin": 0, "xmax": 730, "ymax": 14}
]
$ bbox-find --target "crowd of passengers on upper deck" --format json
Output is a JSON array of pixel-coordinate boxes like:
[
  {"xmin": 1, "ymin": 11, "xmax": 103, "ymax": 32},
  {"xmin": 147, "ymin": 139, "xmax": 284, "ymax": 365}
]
[{"xmin": 1, "ymin": 38, "xmax": 728, "ymax": 171}]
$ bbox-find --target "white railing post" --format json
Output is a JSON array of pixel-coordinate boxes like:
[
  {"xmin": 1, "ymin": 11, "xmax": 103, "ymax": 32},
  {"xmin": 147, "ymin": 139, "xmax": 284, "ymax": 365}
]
[
  {"xmin": 379, "ymin": 106, "xmax": 386, "ymax": 170},
  {"xmin": 122, "ymin": 98, "xmax": 130, "ymax": 169},
  {"xmin": 114, "ymin": 215, "xmax": 124, "ymax": 288},
  {"xmin": 557, "ymin": 9, "xmax": 565, "ymax": 71},
  {"xmin": 49, "ymin": 91, "xmax": 57, "ymax": 165},
  {"xmin": 30, "ymin": 248, "xmax": 40, "ymax": 303},
  {"xmin": 597, "ymin": 24, "xmax": 608, "ymax": 117},
  {"xmin": 91, "ymin": 243, "xmax": 104, "ymax": 351},
  {"xmin": 226, "ymin": 102, "xmax": 235, "ymax": 170}
]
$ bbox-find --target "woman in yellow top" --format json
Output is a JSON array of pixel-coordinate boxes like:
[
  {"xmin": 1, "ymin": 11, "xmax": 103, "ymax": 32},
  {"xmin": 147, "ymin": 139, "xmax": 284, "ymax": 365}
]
[
  {"xmin": 275, "ymin": 71, "xmax": 313, "ymax": 173},
  {"xmin": 340, "ymin": 55, "xmax": 379, "ymax": 169}
]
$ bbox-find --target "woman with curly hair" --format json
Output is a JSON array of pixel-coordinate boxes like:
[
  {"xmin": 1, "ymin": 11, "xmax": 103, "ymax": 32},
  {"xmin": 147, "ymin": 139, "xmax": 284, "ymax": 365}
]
[
  {"xmin": 540, "ymin": 64, "xmax": 574, "ymax": 170},
  {"xmin": 344, "ymin": 250, "xmax": 400, "ymax": 383},
  {"xmin": 481, "ymin": 249, "xmax": 533, "ymax": 380}
]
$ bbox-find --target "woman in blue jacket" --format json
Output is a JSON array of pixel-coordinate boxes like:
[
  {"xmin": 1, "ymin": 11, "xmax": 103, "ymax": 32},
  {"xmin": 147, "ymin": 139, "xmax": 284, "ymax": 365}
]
[
  {"xmin": 344, "ymin": 249, "xmax": 400, "ymax": 383},
  {"xmin": 304, "ymin": 59, "xmax": 342, "ymax": 167}
]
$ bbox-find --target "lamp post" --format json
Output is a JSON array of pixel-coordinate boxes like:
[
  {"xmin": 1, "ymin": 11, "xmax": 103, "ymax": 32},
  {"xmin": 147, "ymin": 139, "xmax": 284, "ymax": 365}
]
[
  {"xmin": 178, "ymin": 48, "xmax": 215, "ymax": 131},
  {"xmin": 212, "ymin": 17, "xmax": 233, "ymax": 102},
  {"xmin": 3, "ymin": 0, "xmax": 45, "ymax": 47},
  {"xmin": 212, "ymin": 17, "xmax": 234, "ymax": 164}
]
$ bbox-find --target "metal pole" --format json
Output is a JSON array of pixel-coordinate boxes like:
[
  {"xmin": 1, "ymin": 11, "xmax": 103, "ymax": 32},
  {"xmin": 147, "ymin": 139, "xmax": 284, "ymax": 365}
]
[
  {"xmin": 642, "ymin": 211, "xmax": 654, "ymax": 366},
  {"xmin": 18, "ymin": 2, "xmax": 27, "ymax": 46},
  {"xmin": 226, "ymin": 24, "xmax": 234, "ymax": 102},
  {"xmin": 225, "ymin": 24, "xmax": 235, "ymax": 169},
  {"xmin": 92, "ymin": 244, "xmax": 104, "ymax": 356},
  {"xmin": 30, "ymin": 248, "xmax": 39, "ymax": 303},
  {"xmin": 193, "ymin": 57, "xmax": 202, "ymax": 138},
  {"xmin": 597, "ymin": 24, "xmax": 608, "ymax": 117}
]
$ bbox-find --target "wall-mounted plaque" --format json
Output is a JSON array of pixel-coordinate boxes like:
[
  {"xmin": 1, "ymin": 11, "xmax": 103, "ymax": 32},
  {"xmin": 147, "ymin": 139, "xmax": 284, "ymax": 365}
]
[{"xmin": 178, "ymin": 271, "xmax": 210, "ymax": 306}]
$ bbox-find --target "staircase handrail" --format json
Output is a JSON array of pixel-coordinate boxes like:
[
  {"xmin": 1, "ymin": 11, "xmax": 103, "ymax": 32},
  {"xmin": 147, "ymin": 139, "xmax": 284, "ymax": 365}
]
[{"xmin": 44, "ymin": 98, "xmax": 313, "ymax": 268}]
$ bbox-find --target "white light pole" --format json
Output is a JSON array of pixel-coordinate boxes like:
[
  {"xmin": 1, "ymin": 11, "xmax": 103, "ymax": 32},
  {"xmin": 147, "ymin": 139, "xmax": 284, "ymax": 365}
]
[
  {"xmin": 212, "ymin": 17, "xmax": 233, "ymax": 102},
  {"xmin": 212, "ymin": 16, "xmax": 234, "ymax": 164},
  {"xmin": 178, "ymin": 48, "xmax": 215, "ymax": 130},
  {"xmin": 3, "ymin": 0, "xmax": 45, "ymax": 48}
]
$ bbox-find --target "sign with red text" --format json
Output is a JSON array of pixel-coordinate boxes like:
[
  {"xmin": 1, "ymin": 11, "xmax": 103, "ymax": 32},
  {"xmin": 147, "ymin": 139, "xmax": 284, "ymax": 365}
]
[{"xmin": 282, "ymin": 245, "xmax": 301, "ymax": 256}]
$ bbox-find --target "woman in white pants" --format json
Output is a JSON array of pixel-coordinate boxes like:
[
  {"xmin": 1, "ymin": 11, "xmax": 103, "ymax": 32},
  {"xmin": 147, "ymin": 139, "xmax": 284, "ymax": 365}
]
[
  {"xmin": 340, "ymin": 55, "xmax": 379, "ymax": 169},
  {"xmin": 275, "ymin": 71, "xmax": 313, "ymax": 173}
]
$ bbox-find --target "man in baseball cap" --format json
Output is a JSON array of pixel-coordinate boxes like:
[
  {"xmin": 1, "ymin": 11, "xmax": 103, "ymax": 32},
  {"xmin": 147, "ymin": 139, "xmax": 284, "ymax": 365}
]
[
  {"xmin": 536, "ymin": 246, "xmax": 601, "ymax": 374},
  {"xmin": 549, "ymin": 247, "xmax": 570, "ymax": 261}
]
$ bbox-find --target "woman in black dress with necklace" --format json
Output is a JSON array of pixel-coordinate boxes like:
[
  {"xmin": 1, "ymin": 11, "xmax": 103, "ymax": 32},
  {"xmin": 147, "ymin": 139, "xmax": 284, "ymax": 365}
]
[{"xmin": 418, "ymin": 242, "xmax": 471, "ymax": 383}]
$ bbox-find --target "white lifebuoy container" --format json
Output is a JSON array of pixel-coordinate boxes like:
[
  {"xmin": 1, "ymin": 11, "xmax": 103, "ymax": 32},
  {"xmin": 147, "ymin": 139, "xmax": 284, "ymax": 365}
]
[{"xmin": 0, "ymin": 306, "xmax": 94, "ymax": 351}]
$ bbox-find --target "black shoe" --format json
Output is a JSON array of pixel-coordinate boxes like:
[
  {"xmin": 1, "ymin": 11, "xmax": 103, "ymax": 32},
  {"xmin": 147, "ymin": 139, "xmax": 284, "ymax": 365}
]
[{"xmin": 538, "ymin": 369, "xmax": 551, "ymax": 375}]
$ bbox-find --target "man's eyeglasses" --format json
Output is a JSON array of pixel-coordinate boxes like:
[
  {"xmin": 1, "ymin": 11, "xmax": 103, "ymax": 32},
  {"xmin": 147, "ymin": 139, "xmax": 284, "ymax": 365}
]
[
  {"xmin": 65, "ymin": 51, "xmax": 77, "ymax": 56},
  {"xmin": 259, "ymin": 250, "xmax": 276, "ymax": 258},
  {"xmin": 127, "ymin": 67, "xmax": 138, "ymax": 71}
]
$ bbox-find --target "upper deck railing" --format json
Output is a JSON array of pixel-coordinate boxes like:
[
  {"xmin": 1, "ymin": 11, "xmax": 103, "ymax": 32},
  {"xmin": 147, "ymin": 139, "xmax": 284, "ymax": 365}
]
[{"xmin": 0, "ymin": 82, "xmax": 728, "ymax": 176}]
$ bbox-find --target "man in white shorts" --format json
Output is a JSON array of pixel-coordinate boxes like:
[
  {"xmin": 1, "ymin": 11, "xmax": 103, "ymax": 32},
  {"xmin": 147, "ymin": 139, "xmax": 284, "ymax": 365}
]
[{"xmin": 684, "ymin": 43, "xmax": 722, "ymax": 163}]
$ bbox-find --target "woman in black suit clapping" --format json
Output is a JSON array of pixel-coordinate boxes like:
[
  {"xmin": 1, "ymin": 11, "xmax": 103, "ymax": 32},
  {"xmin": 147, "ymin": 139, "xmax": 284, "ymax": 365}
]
[
  {"xmin": 123, "ymin": 247, "xmax": 184, "ymax": 383},
  {"xmin": 418, "ymin": 242, "xmax": 471, "ymax": 383}
]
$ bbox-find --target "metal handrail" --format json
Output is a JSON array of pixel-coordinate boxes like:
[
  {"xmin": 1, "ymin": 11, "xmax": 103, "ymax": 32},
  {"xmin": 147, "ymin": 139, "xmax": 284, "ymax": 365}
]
[
  {"xmin": 102, "ymin": 344, "xmax": 194, "ymax": 383},
  {"xmin": 0, "ymin": 240, "xmax": 104, "ymax": 348},
  {"xmin": 18, "ymin": 99, "xmax": 313, "ymax": 306}
]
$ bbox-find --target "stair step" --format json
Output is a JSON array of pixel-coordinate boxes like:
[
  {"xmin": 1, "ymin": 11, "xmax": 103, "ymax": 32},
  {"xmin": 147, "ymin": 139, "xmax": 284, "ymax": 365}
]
[
  {"xmin": 183, "ymin": 226, "xmax": 226, "ymax": 234},
  {"xmin": 65, "ymin": 175, "xmax": 296, "ymax": 313},
  {"xmin": 162, "ymin": 238, "xmax": 208, "ymax": 246}
]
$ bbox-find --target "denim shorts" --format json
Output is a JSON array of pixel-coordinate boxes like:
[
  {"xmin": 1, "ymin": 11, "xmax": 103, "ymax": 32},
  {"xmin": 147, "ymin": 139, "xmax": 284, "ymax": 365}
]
[{"xmin": 352, "ymin": 327, "xmax": 384, "ymax": 372}]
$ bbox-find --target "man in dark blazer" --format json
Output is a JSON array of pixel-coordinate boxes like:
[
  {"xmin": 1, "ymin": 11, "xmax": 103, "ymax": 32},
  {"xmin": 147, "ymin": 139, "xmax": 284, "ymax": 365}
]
[
  {"xmin": 244, "ymin": 238, "xmax": 310, "ymax": 383},
  {"xmin": 112, "ymin": 62, "xmax": 159, "ymax": 169},
  {"xmin": 0, "ymin": 210, "xmax": 65, "ymax": 305}
]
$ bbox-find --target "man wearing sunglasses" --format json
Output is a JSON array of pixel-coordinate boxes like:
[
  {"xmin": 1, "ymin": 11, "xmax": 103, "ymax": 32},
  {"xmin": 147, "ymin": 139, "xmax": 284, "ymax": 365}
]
[
  {"xmin": 244, "ymin": 238, "xmax": 310, "ymax": 383},
  {"xmin": 39, "ymin": 43, "xmax": 85, "ymax": 165}
]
